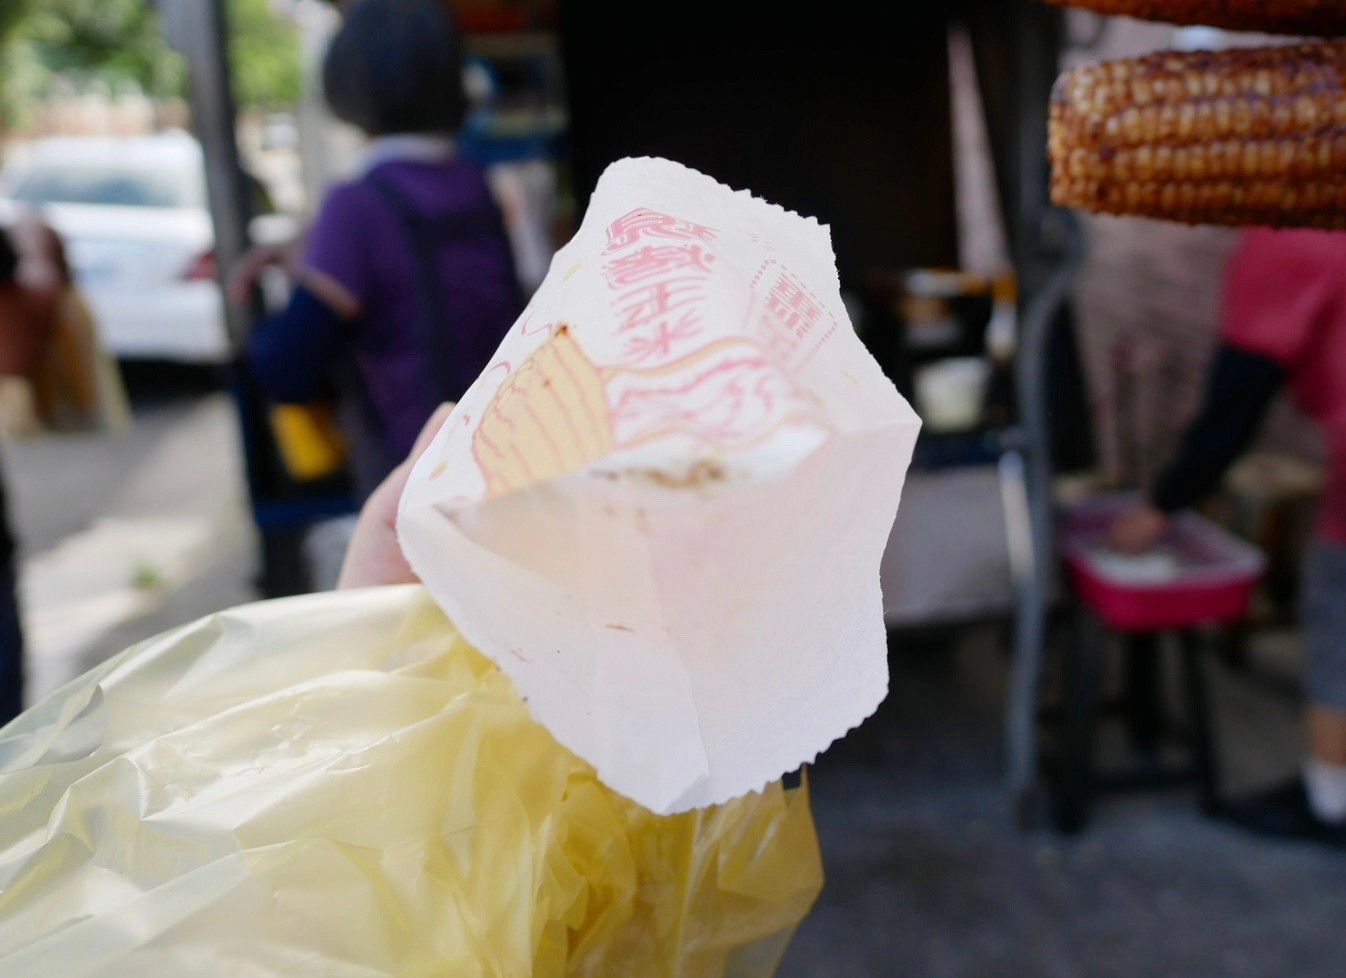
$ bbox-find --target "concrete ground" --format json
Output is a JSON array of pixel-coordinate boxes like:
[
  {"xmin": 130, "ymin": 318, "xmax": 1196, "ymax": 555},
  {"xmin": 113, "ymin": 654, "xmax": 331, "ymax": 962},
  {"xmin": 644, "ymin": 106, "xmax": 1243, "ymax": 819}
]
[
  {"xmin": 3, "ymin": 381, "xmax": 1341, "ymax": 977},
  {"xmin": 780, "ymin": 627, "xmax": 1344, "ymax": 978},
  {"xmin": 3, "ymin": 380, "xmax": 256, "ymax": 702}
]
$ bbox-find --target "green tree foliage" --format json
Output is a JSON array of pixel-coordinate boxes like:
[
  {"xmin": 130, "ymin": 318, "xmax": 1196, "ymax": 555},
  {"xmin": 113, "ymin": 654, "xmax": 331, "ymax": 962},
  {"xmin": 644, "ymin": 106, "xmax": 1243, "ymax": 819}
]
[
  {"xmin": 0, "ymin": 0, "xmax": 300, "ymax": 126},
  {"xmin": 229, "ymin": 0, "xmax": 302, "ymax": 109},
  {"xmin": 12, "ymin": 0, "xmax": 180, "ymax": 94}
]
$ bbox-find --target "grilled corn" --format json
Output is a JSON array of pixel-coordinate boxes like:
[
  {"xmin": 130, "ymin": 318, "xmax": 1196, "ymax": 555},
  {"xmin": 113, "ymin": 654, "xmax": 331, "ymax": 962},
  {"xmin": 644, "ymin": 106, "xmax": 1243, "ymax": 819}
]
[{"xmin": 1049, "ymin": 43, "xmax": 1346, "ymax": 228}]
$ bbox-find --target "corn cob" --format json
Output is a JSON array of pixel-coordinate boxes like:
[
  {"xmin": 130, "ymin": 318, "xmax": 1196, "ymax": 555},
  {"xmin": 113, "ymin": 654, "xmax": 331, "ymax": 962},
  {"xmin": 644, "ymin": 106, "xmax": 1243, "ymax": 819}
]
[
  {"xmin": 1046, "ymin": 0, "xmax": 1346, "ymax": 36},
  {"xmin": 1049, "ymin": 42, "xmax": 1346, "ymax": 229}
]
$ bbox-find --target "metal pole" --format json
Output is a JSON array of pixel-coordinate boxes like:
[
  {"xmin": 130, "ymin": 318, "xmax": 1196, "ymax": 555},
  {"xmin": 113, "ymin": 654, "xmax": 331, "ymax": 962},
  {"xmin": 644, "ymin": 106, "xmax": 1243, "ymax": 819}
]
[
  {"xmin": 158, "ymin": 0, "xmax": 255, "ymax": 345},
  {"xmin": 1004, "ymin": 212, "xmax": 1082, "ymax": 826},
  {"xmin": 1012, "ymin": 2, "xmax": 1064, "ymax": 294},
  {"xmin": 158, "ymin": 0, "xmax": 320, "ymax": 595}
]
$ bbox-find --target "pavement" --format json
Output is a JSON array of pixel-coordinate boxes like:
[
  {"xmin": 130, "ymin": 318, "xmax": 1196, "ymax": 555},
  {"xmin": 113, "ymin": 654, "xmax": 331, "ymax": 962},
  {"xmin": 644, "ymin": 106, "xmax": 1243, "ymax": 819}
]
[
  {"xmin": 779, "ymin": 627, "xmax": 1345, "ymax": 978},
  {"xmin": 2, "ymin": 384, "xmax": 1342, "ymax": 976},
  {"xmin": 4, "ymin": 387, "xmax": 257, "ymax": 703}
]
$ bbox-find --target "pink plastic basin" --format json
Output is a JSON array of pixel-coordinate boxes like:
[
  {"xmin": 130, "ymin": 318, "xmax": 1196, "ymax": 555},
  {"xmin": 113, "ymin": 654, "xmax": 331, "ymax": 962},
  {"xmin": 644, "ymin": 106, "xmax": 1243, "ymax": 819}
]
[{"xmin": 1061, "ymin": 494, "xmax": 1267, "ymax": 633}]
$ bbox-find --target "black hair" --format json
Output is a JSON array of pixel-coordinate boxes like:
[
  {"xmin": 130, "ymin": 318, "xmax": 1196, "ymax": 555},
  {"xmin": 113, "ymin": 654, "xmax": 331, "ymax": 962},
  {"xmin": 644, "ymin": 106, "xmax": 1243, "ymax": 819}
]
[
  {"xmin": 0, "ymin": 229, "xmax": 16, "ymax": 289},
  {"xmin": 323, "ymin": 0, "xmax": 467, "ymax": 137}
]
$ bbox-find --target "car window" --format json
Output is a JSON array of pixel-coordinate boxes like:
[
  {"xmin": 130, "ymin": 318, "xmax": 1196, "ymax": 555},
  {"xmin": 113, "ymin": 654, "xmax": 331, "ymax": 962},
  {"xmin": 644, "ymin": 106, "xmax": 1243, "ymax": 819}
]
[{"xmin": 7, "ymin": 163, "xmax": 206, "ymax": 210}]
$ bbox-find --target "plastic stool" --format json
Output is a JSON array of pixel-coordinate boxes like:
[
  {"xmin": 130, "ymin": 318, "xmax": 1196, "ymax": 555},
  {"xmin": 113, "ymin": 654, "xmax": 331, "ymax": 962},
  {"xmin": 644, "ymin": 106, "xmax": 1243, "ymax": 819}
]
[
  {"xmin": 1045, "ymin": 496, "xmax": 1265, "ymax": 833},
  {"xmin": 1047, "ymin": 613, "xmax": 1221, "ymax": 833}
]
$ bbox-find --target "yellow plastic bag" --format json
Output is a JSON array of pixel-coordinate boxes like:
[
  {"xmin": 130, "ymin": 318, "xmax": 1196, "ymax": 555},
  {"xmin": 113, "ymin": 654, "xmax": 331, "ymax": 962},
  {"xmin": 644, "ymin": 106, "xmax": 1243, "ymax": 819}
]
[{"xmin": 0, "ymin": 586, "xmax": 821, "ymax": 977}]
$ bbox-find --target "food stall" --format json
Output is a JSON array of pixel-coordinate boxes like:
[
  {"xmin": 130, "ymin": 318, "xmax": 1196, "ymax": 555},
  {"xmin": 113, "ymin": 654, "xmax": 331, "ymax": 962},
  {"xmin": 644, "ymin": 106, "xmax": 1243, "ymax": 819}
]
[
  {"xmin": 558, "ymin": 1, "xmax": 1088, "ymax": 823},
  {"xmin": 182, "ymin": 0, "xmax": 1292, "ymax": 823}
]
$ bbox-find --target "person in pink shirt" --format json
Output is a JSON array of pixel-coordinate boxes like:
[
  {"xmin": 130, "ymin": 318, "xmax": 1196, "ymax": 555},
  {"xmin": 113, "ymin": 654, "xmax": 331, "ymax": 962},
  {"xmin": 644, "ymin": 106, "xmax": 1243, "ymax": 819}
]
[{"xmin": 1114, "ymin": 228, "xmax": 1346, "ymax": 846}]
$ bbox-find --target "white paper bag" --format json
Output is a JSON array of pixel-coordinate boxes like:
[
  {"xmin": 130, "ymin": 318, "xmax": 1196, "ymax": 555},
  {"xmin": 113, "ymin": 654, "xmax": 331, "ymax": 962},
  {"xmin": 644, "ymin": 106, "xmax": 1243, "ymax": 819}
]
[{"xmin": 399, "ymin": 157, "xmax": 920, "ymax": 814}]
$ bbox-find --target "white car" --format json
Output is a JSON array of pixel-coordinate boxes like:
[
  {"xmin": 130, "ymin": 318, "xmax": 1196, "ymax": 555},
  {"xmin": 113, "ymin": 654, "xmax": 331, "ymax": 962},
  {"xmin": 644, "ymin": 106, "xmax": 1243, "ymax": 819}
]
[{"xmin": 0, "ymin": 132, "xmax": 291, "ymax": 363}]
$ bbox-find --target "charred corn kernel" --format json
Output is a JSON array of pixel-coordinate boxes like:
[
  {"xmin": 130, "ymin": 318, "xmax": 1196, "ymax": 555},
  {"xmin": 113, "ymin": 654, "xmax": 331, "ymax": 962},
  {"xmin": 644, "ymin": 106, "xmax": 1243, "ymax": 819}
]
[
  {"xmin": 1045, "ymin": 0, "xmax": 1346, "ymax": 36},
  {"xmin": 1049, "ymin": 43, "xmax": 1346, "ymax": 229}
]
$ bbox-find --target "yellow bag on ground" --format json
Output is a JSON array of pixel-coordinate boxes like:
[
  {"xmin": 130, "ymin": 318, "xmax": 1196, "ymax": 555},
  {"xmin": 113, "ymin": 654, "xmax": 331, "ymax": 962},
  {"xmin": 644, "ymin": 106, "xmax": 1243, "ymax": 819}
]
[{"xmin": 0, "ymin": 586, "xmax": 821, "ymax": 977}]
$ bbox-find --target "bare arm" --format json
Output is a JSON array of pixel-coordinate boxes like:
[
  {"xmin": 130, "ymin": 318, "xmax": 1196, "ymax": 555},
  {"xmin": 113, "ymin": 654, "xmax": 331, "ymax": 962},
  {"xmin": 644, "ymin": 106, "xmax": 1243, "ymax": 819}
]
[{"xmin": 1110, "ymin": 343, "xmax": 1284, "ymax": 554}]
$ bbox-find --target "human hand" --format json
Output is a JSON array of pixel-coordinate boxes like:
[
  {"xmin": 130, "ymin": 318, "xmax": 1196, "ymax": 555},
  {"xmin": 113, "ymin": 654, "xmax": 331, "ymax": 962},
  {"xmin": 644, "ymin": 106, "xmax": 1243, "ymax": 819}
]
[
  {"xmin": 1108, "ymin": 503, "xmax": 1170, "ymax": 554},
  {"xmin": 337, "ymin": 402, "xmax": 454, "ymax": 590},
  {"xmin": 227, "ymin": 241, "xmax": 297, "ymax": 306}
]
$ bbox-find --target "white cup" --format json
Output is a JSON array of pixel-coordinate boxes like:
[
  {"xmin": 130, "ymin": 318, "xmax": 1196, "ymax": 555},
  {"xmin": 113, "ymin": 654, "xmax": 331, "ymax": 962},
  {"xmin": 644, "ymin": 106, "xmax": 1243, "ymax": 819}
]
[{"xmin": 914, "ymin": 357, "xmax": 992, "ymax": 433}]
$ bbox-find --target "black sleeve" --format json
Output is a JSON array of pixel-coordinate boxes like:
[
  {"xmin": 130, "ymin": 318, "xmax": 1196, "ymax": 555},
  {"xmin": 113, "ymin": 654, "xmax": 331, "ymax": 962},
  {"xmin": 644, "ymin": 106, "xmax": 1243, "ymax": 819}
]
[
  {"xmin": 246, "ymin": 285, "xmax": 346, "ymax": 404},
  {"xmin": 1151, "ymin": 343, "xmax": 1285, "ymax": 513},
  {"xmin": 0, "ymin": 229, "xmax": 17, "ymax": 288}
]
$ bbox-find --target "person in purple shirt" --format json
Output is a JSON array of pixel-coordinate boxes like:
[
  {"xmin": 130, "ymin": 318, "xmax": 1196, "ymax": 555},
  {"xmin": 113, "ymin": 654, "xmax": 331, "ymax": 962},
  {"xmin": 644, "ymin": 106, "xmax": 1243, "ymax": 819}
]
[{"xmin": 239, "ymin": 0, "xmax": 521, "ymax": 501}]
